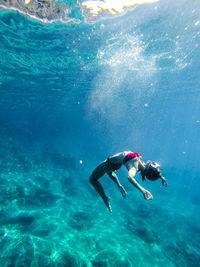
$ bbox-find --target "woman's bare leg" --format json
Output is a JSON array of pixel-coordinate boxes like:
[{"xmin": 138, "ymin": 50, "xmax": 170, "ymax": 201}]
[
  {"xmin": 89, "ymin": 161, "xmax": 112, "ymax": 212},
  {"xmin": 107, "ymin": 172, "xmax": 127, "ymax": 198}
]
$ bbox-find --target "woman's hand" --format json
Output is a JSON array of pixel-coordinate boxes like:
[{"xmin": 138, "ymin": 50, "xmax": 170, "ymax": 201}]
[
  {"xmin": 143, "ymin": 190, "xmax": 153, "ymax": 200},
  {"xmin": 161, "ymin": 176, "xmax": 168, "ymax": 187}
]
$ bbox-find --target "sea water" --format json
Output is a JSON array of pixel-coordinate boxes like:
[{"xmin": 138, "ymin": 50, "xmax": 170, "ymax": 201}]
[{"xmin": 0, "ymin": 0, "xmax": 200, "ymax": 266}]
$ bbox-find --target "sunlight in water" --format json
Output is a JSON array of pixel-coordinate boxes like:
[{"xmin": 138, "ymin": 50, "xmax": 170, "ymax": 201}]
[
  {"xmin": 87, "ymin": 33, "xmax": 157, "ymax": 120},
  {"xmin": 81, "ymin": 0, "xmax": 159, "ymax": 15}
]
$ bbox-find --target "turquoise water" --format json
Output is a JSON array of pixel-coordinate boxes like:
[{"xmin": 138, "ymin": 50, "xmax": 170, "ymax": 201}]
[{"xmin": 0, "ymin": 0, "xmax": 200, "ymax": 266}]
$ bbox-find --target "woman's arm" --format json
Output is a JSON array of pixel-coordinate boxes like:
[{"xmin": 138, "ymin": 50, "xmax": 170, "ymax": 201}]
[{"xmin": 128, "ymin": 168, "xmax": 153, "ymax": 200}]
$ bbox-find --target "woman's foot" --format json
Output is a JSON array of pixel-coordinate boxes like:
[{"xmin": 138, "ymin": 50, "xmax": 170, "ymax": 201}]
[
  {"xmin": 119, "ymin": 185, "xmax": 127, "ymax": 198},
  {"xmin": 104, "ymin": 196, "xmax": 112, "ymax": 212}
]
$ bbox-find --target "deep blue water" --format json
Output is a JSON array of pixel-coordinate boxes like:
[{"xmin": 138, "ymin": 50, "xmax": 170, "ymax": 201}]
[{"xmin": 0, "ymin": 0, "xmax": 200, "ymax": 266}]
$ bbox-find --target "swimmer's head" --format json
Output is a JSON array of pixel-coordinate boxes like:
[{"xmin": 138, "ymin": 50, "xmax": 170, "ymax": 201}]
[{"xmin": 143, "ymin": 161, "xmax": 162, "ymax": 181}]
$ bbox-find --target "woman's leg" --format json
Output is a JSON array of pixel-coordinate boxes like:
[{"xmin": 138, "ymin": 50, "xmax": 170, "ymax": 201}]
[
  {"xmin": 89, "ymin": 161, "xmax": 112, "ymax": 212},
  {"xmin": 107, "ymin": 172, "xmax": 127, "ymax": 198}
]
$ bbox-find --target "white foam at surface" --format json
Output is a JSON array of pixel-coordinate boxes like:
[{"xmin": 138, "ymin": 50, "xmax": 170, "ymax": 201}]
[
  {"xmin": 24, "ymin": 0, "xmax": 32, "ymax": 5},
  {"xmin": 81, "ymin": 0, "xmax": 159, "ymax": 15}
]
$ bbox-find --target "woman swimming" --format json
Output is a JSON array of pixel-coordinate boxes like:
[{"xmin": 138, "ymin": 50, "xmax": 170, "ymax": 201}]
[{"xmin": 89, "ymin": 151, "xmax": 167, "ymax": 212}]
